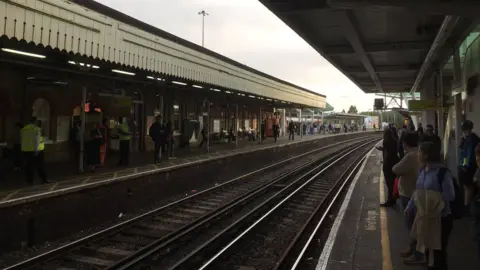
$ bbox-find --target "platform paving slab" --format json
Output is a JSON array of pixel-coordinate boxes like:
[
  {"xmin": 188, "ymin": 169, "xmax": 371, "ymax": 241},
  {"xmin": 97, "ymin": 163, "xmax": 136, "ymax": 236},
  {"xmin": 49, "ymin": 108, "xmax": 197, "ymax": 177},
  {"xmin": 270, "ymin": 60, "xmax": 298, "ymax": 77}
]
[{"xmin": 322, "ymin": 151, "xmax": 479, "ymax": 270}]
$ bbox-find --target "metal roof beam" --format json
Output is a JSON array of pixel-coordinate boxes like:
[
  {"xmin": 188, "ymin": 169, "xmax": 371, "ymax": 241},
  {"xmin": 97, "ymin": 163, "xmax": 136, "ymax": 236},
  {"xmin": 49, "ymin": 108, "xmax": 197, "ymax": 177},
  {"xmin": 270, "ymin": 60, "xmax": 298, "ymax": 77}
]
[
  {"xmin": 328, "ymin": 0, "xmax": 480, "ymax": 19},
  {"xmin": 357, "ymin": 78, "xmax": 415, "ymax": 84},
  {"xmin": 363, "ymin": 83, "xmax": 413, "ymax": 87},
  {"xmin": 363, "ymin": 83, "xmax": 412, "ymax": 90},
  {"xmin": 410, "ymin": 16, "xmax": 459, "ymax": 94},
  {"xmin": 339, "ymin": 10, "xmax": 383, "ymax": 92},
  {"xmin": 345, "ymin": 64, "xmax": 420, "ymax": 74},
  {"xmin": 325, "ymin": 41, "xmax": 431, "ymax": 56},
  {"xmin": 260, "ymin": 0, "xmax": 329, "ymax": 13}
]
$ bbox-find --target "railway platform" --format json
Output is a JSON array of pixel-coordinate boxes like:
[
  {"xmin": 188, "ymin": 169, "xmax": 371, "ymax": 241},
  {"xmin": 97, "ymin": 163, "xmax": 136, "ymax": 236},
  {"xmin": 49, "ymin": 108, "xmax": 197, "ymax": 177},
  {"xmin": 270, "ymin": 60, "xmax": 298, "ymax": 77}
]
[
  {"xmin": 317, "ymin": 149, "xmax": 479, "ymax": 270},
  {"xmin": 0, "ymin": 131, "xmax": 378, "ymax": 254},
  {"xmin": 0, "ymin": 132, "xmax": 359, "ymax": 203}
]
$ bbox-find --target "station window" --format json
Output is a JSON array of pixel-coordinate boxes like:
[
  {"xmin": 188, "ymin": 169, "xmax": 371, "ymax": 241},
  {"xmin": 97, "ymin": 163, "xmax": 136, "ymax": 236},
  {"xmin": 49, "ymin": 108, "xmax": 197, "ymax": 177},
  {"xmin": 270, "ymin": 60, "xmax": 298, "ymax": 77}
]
[{"xmin": 32, "ymin": 98, "xmax": 51, "ymax": 139}]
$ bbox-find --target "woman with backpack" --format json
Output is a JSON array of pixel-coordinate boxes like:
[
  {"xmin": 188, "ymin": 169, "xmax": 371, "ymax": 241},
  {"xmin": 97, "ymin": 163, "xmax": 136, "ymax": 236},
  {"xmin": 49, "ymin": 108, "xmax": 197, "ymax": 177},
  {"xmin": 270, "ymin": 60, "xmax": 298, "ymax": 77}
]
[
  {"xmin": 406, "ymin": 142, "xmax": 456, "ymax": 269},
  {"xmin": 393, "ymin": 132, "xmax": 424, "ymax": 264}
]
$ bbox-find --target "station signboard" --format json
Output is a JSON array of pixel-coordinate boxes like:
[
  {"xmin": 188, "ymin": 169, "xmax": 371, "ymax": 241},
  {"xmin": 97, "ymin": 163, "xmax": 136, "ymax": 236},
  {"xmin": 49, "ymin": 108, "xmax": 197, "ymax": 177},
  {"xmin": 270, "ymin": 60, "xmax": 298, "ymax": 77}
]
[{"xmin": 408, "ymin": 100, "xmax": 448, "ymax": 111}]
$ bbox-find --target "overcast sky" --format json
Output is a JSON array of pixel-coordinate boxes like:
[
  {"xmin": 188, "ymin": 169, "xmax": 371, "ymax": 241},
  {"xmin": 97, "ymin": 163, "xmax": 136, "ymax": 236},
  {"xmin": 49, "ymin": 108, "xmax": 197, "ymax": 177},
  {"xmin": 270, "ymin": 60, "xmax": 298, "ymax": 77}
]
[{"xmin": 96, "ymin": 0, "xmax": 376, "ymax": 112}]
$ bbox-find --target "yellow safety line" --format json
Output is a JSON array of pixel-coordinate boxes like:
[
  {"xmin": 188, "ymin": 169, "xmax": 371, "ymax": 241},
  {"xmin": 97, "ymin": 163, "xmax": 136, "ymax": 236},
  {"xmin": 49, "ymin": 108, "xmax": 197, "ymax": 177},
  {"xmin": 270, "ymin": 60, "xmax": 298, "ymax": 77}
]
[
  {"xmin": 379, "ymin": 171, "xmax": 393, "ymax": 270},
  {"xmin": 2, "ymin": 189, "xmax": 21, "ymax": 201}
]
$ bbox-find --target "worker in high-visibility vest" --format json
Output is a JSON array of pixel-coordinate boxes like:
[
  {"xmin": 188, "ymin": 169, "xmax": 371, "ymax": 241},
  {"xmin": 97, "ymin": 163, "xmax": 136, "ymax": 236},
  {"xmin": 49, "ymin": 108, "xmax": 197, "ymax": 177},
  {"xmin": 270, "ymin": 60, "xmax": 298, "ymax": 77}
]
[
  {"xmin": 117, "ymin": 117, "xmax": 132, "ymax": 166},
  {"xmin": 21, "ymin": 117, "xmax": 49, "ymax": 184}
]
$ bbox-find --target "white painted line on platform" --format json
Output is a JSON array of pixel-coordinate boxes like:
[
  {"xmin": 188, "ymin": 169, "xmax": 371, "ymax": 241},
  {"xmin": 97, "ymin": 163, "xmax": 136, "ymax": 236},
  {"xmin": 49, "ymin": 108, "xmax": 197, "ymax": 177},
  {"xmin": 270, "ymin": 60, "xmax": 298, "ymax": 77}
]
[
  {"xmin": 315, "ymin": 147, "xmax": 374, "ymax": 270},
  {"xmin": 2, "ymin": 189, "xmax": 21, "ymax": 201},
  {"xmin": 82, "ymin": 177, "xmax": 92, "ymax": 184},
  {"xmin": 48, "ymin": 182, "xmax": 59, "ymax": 191}
]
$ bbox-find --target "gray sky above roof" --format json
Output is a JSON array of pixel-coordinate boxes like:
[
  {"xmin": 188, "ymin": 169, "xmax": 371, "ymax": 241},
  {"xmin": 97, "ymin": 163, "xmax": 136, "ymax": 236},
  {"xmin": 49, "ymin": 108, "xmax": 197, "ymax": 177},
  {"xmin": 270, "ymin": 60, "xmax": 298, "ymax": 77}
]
[{"xmin": 95, "ymin": 0, "xmax": 375, "ymax": 112}]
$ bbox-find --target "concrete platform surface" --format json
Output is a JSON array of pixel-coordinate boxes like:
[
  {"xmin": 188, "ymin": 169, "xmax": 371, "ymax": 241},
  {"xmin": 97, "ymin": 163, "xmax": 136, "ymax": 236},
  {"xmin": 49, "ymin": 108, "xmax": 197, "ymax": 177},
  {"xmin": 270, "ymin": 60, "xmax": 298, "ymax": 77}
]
[{"xmin": 318, "ymin": 149, "xmax": 479, "ymax": 270}]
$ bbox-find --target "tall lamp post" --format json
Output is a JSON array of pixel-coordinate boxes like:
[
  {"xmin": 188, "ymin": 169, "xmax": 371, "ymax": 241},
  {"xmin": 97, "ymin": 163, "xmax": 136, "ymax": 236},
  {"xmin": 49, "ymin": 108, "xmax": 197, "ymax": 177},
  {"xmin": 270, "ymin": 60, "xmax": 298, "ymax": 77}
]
[{"xmin": 198, "ymin": 10, "xmax": 209, "ymax": 47}]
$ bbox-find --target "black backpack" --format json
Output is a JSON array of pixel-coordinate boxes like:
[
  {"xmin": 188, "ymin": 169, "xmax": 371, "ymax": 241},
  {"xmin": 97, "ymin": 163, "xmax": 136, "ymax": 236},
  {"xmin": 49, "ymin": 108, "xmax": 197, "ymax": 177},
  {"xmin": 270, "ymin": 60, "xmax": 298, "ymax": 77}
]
[{"xmin": 437, "ymin": 167, "xmax": 463, "ymax": 219}]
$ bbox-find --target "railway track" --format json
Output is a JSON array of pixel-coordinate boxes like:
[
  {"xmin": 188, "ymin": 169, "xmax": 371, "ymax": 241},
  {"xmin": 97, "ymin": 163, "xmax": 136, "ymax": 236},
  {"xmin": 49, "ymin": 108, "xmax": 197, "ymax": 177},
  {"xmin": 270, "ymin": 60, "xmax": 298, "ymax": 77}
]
[
  {"xmin": 162, "ymin": 139, "xmax": 376, "ymax": 270},
  {"xmin": 4, "ymin": 135, "xmax": 378, "ymax": 270}
]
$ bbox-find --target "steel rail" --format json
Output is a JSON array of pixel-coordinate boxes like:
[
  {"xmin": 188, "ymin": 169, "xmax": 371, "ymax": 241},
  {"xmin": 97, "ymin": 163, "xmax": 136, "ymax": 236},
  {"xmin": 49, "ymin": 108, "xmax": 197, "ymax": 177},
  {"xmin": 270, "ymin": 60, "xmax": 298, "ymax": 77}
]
[
  {"xmin": 4, "ymin": 136, "xmax": 373, "ymax": 270},
  {"xmin": 275, "ymin": 148, "xmax": 370, "ymax": 270},
  {"xmin": 169, "ymin": 139, "xmax": 376, "ymax": 270}
]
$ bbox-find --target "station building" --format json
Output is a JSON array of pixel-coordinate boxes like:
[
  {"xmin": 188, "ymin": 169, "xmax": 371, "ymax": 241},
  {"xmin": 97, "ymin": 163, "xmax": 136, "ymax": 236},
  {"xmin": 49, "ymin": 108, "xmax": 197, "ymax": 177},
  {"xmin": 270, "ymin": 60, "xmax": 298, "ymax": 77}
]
[{"xmin": 0, "ymin": 0, "xmax": 326, "ymax": 164}]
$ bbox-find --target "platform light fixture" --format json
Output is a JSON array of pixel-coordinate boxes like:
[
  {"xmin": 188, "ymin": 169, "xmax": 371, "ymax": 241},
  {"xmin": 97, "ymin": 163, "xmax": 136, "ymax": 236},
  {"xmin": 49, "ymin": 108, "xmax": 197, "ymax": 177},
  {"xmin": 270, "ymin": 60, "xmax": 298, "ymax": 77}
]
[
  {"xmin": 266, "ymin": 98, "xmax": 272, "ymax": 101},
  {"xmin": 68, "ymin": 61, "xmax": 100, "ymax": 69},
  {"xmin": 172, "ymin": 81, "xmax": 187, "ymax": 86},
  {"xmin": 192, "ymin": 85, "xmax": 203, "ymax": 89},
  {"xmin": 225, "ymin": 90, "xmax": 232, "ymax": 94},
  {"xmin": 1, "ymin": 48, "xmax": 46, "ymax": 59},
  {"xmin": 248, "ymin": 95, "xmax": 255, "ymax": 98},
  {"xmin": 112, "ymin": 69, "xmax": 135, "ymax": 76},
  {"xmin": 147, "ymin": 76, "xmax": 165, "ymax": 81},
  {"xmin": 212, "ymin": 88, "xmax": 221, "ymax": 92}
]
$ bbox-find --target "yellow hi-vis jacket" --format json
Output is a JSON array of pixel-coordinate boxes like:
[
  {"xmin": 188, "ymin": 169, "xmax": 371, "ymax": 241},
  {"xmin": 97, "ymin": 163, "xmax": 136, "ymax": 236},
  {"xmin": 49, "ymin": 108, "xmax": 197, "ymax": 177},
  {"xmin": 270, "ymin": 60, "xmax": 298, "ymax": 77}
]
[
  {"xmin": 21, "ymin": 124, "xmax": 41, "ymax": 152},
  {"xmin": 38, "ymin": 136, "xmax": 45, "ymax": 151},
  {"xmin": 118, "ymin": 123, "xmax": 131, "ymax": 141}
]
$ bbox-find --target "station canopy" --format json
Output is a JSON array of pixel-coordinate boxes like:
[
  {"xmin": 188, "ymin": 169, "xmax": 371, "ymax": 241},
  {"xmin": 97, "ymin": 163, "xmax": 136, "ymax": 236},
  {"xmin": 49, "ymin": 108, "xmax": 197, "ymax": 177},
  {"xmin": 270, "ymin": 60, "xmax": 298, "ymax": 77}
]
[
  {"xmin": 285, "ymin": 102, "xmax": 334, "ymax": 116},
  {"xmin": 260, "ymin": 0, "xmax": 478, "ymax": 94},
  {"xmin": 0, "ymin": 0, "xmax": 326, "ymax": 109},
  {"xmin": 323, "ymin": 112, "xmax": 366, "ymax": 120}
]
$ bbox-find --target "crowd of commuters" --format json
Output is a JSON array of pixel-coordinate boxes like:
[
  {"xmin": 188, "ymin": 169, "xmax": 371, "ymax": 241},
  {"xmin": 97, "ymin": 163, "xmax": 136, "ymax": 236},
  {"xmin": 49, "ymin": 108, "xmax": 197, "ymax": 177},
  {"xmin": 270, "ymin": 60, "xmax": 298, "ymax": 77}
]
[{"xmin": 379, "ymin": 120, "xmax": 480, "ymax": 269}]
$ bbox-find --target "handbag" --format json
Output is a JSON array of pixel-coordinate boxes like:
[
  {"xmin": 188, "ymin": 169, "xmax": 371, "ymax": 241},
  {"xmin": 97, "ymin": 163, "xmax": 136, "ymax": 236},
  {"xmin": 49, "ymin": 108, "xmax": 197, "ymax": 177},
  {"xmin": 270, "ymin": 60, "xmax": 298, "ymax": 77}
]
[{"xmin": 393, "ymin": 177, "xmax": 400, "ymax": 199}]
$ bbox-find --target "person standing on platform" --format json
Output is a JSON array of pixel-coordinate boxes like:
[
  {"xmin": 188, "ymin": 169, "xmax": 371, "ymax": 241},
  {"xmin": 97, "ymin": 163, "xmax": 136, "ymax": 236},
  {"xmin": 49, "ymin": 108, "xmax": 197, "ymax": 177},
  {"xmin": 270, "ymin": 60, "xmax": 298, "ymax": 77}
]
[
  {"xmin": 471, "ymin": 144, "xmax": 480, "ymax": 262},
  {"xmin": 421, "ymin": 124, "xmax": 442, "ymax": 153},
  {"xmin": 398, "ymin": 124, "xmax": 408, "ymax": 159},
  {"xmin": 288, "ymin": 120, "xmax": 295, "ymax": 140},
  {"xmin": 228, "ymin": 126, "xmax": 235, "ymax": 144},
  {"xmin": 381, "ymin": 126, "xmax": 400, "ymax": 207},
  {"xmin": 98, "ymin": 118, "xmax": 109, "ymax": 166},
  {"xmin": 393, "ymin": 132, "xmax": 424, "ymax": 264},
  {"xmin": 417, "ymin": 122, "xmax": 424, "ymax": 136},
  {"xmin": 406, "ymin": 142, "xmax": 455, "ymax": 269},
  {"xmin": 86, "ymin": 124, "xmax": 103, "ymax": 172},
  {"xmin": 199, "ymin": 127, "xmax": 207, "ymax": 148},
  {"xmin": 149, "ymin": 115, "xmax": 165, "ymax": 163},
  {"xmin": 21, "ymin": 117, "xmax": 49, "ymax": 184},
  {"xmin": 117, "ymin": 117, "xmax": 132, "ymax": 166},
  {"xmin": 166, "ymin": 120, "xmax": 174, "ymax": 158},
  {"xmin": 459, "ymin": 120, "xmax": 480, "ymax": 214},
  {"xmin": 273, "ymin": 115, "xmax": 280, "ymax": 143},
  {"xmin": 260, "ymin": 115, "xmax": 266, "ymax": 143}
]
